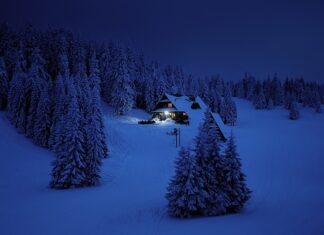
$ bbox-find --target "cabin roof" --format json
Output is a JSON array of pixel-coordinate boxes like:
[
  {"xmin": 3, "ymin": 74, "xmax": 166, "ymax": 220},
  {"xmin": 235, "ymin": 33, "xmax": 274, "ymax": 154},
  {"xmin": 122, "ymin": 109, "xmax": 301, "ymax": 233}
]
[{"xmin": 164, "ymin": 93, "xmax": 192, "ymax": 113}]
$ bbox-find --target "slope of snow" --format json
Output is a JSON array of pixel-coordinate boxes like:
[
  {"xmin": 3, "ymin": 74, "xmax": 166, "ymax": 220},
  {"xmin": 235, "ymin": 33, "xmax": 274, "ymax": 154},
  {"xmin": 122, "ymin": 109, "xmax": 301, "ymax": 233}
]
[{"xmin": 1, "ymin": 99, "xmax": 324, "ymax": 235}]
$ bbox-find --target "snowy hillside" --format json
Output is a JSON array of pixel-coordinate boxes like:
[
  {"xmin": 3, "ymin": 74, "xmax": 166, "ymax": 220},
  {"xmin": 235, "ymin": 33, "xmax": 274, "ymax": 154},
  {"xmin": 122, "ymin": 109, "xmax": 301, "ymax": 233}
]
[{"xmin": 1, "ymin": 99, "xmax": 324, "ymax": 235}]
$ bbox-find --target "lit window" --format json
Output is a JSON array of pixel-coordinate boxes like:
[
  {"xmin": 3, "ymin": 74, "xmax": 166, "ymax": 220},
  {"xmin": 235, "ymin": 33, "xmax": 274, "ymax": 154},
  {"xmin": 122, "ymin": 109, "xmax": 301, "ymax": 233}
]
[{"xmin": 167, "ymin": 103, "xmax": 172, "ymax": 108}]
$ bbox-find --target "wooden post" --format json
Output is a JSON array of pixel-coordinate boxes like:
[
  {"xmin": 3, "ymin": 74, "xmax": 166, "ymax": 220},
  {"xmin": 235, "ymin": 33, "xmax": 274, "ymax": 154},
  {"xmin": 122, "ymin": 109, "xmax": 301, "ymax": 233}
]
[
  {"xmin": 174, "ymin": 128, "xmax": 178, "ymax": 148},
  {"xmin": 178, "ymin": 128, "xmax": 181, "ymax": 146}
]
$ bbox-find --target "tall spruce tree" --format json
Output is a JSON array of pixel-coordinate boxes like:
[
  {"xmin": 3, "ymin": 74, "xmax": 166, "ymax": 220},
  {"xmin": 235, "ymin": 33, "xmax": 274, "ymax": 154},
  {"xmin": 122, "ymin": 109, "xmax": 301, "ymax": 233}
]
[
  {"xmin": 83, "ymin": 87, "xmax": 104, "ymax": 185},
  {"xmin": 48, "ymin": 53, "xmax": 70, "ymax": 149},
  {"xmin": 166, "ymin": 147, "xmax": 208, "ymax": 217},
  {"xmin": 289, "ymin": 101, "xmax": 300, "ymax": 120},
  {"xmin": 220, "ymin": 86, "xmax": 237, "ymax": 126},
  {"xmin": 254, "ymin": 88, "xmax": 267, "ymax": 109},
  {"xmin": 192, "ymin": 110, "xmax": 229, "ymax": 216},
  {"xmin": 51, "ymin": 80, "xmax": 67, "ymax": 149},
  {"xmin": 7, "ymin": 47, "xmax": 28, "ymax": 132},
  {"xmin": 89, "ymin": 50, "xmax": 108, "ymax": 158},
  {"xmin": 212, "ymin": 89, "xmax": 221, "ymax": 113},
  {"xmin": 144, "ymin": 61, "xmax": 165, "ymax": 111},
  {"xmin": 111, "ymin": 47, "xmax": 134, "ymax": 115},
  {"xmin": 143, "ymin": 73, "xmax": 156, "ymax": 112},
  {"xmin": 272, "ymin": 76, "xmax": 284, "ymax": 106},
  {"xmin": 33, "ymin": 80, "xmax": 52, "ymax": 147},
  {"xmin": 133, "ymin": 53, "xmax": 147, "ymax": 108},
  {"xmin": 51, "ymin": 79, "xmax": 87, "ymax": 189},
  {"xmin": 76, "ymin": 54, "xmax": 107, "ymax": 185},
  {"xmin": 284, "ymin": 92, "xmax": 294, "ymax": 110},
  {"xmin": 26, "ymin": 47, "xmax": 49, "ymax": 138},
  {"xmin": 313, "ymin": 91, "xmax": 322, "ymax": 113},
  {"xmin": 99, "ymin": 42, "xmax": 116, "ymax": 103},
  {"xmin": 89, "ymin": 51, "xmax": 101, "ymax": 90},
  {"xmin": 223, "ymin": 132, "xmax": 251, "ymax": 213}
]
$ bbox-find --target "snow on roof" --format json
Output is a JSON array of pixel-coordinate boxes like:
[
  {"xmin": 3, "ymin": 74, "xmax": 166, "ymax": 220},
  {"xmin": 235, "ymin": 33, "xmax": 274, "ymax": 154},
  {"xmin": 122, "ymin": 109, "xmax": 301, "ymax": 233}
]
[{"xmin": 164, "ymin": 94, "xmax": 192, "ymax": 113}]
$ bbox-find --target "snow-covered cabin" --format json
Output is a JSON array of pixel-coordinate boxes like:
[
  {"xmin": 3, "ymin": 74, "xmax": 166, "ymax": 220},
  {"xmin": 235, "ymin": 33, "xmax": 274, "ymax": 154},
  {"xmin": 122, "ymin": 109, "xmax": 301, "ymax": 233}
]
[{"xmin": 151, "ymin": 94, "xmax": 228, "ymax": 141}]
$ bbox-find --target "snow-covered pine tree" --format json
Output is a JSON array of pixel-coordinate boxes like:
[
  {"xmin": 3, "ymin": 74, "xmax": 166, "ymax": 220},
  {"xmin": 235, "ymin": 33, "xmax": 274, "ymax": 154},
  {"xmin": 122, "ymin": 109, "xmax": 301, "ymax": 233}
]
[
  {"xmin": 163, "ymin": 65, "xmax": 177, "ymax": 95},
  {"xmin": 289, "ymin": 101, "xmax": 299, "ymax": 120},
  {"xmin": 147, "ymin": 61, "xmax": 166, "ymax": 109},
  {"xmin": 166, "ymin": 147, "xmax": 208, "ymax": 217},
  {"xmin": 294, "ymin": 78, "xmax": 305, "ymax": 103},
  {"xmin": 26, "ymin": 47, "xmax": 49, "ymax": 138},
  {"xmin": 48, "ymin": 75, "xmax": 65, "ymax": 150},
  {"xmin": 88, "ymin": 50, "xmax": 108, "ymax": 158},
  {"xmin": 0, "ymin": 23, "xmax": 18, "ymax": 80},
  {"xmin": 72, "ymin": 51, "xmax": 89, "ymax": 111},
  {"xmin": 0, "ymin": 57, "xmax": 8, "ymax": 110},
  {"xmin": 89, "ymin": 51, "xmax": 101, "ymax": 90},
  {"xmin": 51, "ymin": 75, "xmax": 72, "ymax": 154},
  {"xmin": 272, "ymin": 76, "xmax": 284, "ymax": 106},
  {"xmin": 219, "ymin": 98, "xmax": 226, "ymax": 122},
  {"xmin": 125, "ymin": 47, "xmax": 136, "ymax": 98},
  {"xmin": 254, "ymin": 88, "xmax": 267, "ymax": 109},
  {"xmin": 230, "ymin": 101, "xmax": 238, "ymax": 126},
  {"xmin": 235, "ymin": 80, "xmax": 245, "ymax": 98},
  {"xmin": 199, "ymin": 78, "xmax": 212, "ymax": 107},
  {"xmin": 313, "ymin": 91, "xmax": 322, "ymax": 113},
  {"xmin": 58, "ymin": 52, "xmax": 70, "ymax": 78},
  {"xmin": 209, "ymin": 87, "xmax": 221, "ymax": 113},
  {"xmin": 33, "ymin": 80, "xmax": 52, "ymax": 147},
  {"xmin": 223, "ymin": 132, "xmax": 251, "ymax": 213},
  {"xmin": 99, "ymin": 42, "xmax": 117, "ymax": 103},
  {"xmin": 185, "ymin": 74, "xmax": 199, "ymax": 97},
  {"xmin": 48, "ymin": 53, "xmax": 70, "ymax": 149},
  {"xmin": 252, "ymin": 81, "xmax": 262, "ymax": 106},
  {"xmin": 143, "ymin": 73, "xmax": 156, "ymax": 112},
  {"xmin": 284, "ymin": 92, "xmax": 293, "ymax": 110},
  {"xmin": 173, "ymin": 66, "xmax": 185, "ymax": 95},
  {"xmin": 72, "ymin": 67, "xmax": 91, "ymax": 172},
  {"xmin": 111, "ymin": 47, "xmax": 134, "ymax": 115},
  {"xmin": 70, "ymin": 40, "xmax": 86, "ymax": 76},
  {"xmin": 266, "ymin": 98, "xmax": 274, "ymax": 110},
  {"xmin": 83, "ymin": 86, "xmax": 104, "ymax": 185},
  {"xmin": 51, "ymin": 79, "xmax": 87, "ymax": 189},
  {"xmin": 192, "ymin": 110, "xmax": 229, "ymax": 216},
  {"xmin": 7, "ymin": 47, "xmax": 28, "ymax": 132},
  {"xmin": 245, "ymin": 75, "xmax": 256, "ymax": 101},
  {"xmin": 133, "ymin": 53, "xmax": 147, "ymax": 108},
  {"xmin": 220, "ymin": 86, "xmax": 237, "ymax": 126}
]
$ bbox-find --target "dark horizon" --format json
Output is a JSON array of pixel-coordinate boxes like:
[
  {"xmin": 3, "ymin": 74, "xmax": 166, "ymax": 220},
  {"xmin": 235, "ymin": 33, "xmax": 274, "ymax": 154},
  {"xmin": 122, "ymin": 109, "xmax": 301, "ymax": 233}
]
[{"xmin": 1, "ymin": 0, "xmax": 324, "ymax": 82}]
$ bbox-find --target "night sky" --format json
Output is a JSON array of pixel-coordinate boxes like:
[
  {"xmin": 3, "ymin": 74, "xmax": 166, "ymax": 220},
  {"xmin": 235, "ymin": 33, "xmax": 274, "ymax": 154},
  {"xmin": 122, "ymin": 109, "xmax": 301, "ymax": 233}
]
[{"xmin": 1, "ymin": 0, "xmax": 324, "ymax": 81}]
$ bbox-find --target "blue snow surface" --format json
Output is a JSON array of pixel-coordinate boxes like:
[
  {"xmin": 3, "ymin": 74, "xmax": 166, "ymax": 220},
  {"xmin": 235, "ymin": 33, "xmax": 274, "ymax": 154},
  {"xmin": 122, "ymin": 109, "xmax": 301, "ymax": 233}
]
[{"xmin": 1, "ymin": 98, "xmax": 324, "ymax": 235}]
